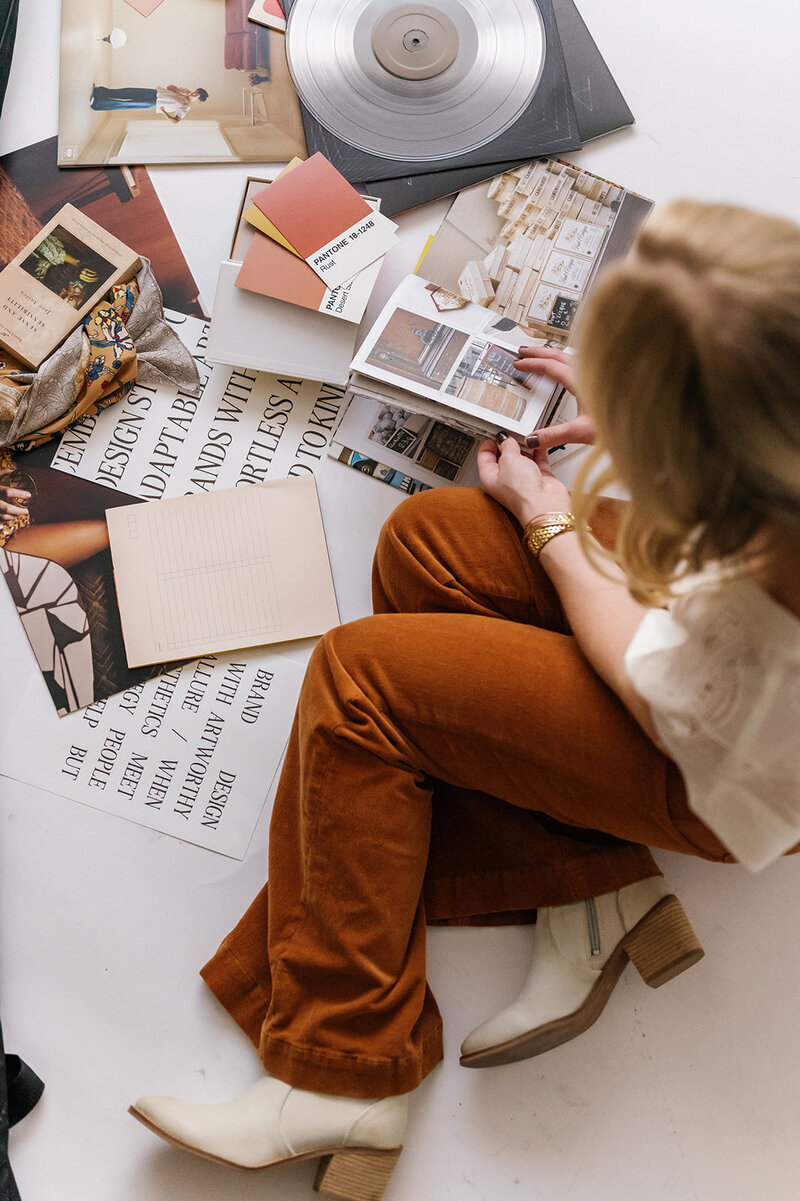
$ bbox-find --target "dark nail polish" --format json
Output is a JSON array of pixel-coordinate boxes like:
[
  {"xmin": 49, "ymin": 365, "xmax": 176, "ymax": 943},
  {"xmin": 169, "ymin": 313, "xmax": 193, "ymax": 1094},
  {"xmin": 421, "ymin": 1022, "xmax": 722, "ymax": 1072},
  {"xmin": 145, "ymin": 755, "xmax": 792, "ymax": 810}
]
[
  {"xmin": 525, "ymin": 434, "xmax": 540, "ymax": 449},
  {"xmin": 495, "ymin": 431, "xmax": 508, "ymax": 443}
]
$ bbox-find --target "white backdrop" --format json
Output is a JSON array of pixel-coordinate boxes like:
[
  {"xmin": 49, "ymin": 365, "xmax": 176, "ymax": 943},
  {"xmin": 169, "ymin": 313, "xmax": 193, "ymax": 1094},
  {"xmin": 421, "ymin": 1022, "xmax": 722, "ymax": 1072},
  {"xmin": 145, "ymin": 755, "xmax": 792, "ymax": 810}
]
[{"xmin": 2, "ymin": 2, "xmax": 800, "ymax": 1199}]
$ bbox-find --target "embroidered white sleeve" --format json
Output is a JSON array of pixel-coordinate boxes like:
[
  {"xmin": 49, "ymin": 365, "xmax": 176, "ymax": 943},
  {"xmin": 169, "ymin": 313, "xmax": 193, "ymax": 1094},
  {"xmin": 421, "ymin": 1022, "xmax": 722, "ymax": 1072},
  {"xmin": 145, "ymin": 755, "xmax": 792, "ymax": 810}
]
[{"xmin": 625, "ymin": 578, "xmax": 800, "ymax": 872}]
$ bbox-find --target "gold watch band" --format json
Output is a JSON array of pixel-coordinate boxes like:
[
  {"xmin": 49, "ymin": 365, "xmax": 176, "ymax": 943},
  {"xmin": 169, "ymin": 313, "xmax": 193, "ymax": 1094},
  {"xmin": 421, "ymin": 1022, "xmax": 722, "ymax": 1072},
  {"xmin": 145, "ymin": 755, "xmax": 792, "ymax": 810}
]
[{"xmin": 523, "ymin": 512, "xmax": 577, "ymax": 558}]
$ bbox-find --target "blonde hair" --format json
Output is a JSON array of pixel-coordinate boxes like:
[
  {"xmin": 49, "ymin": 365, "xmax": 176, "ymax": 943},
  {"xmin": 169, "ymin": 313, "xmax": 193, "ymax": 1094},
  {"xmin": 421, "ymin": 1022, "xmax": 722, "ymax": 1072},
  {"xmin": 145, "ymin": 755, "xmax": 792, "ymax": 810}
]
[{"xmin": 572, "ymin": 199, "xmax": 800, "ymax": 603}]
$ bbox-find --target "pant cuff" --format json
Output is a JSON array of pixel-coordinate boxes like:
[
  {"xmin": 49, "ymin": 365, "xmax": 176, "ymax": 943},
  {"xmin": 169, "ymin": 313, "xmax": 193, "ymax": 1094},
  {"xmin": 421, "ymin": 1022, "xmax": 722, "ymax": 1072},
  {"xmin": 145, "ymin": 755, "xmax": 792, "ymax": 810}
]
[
  {"xmin": 424, "ymin": 850, "xmax": 662, "ymax": 922},
  {"xmin": 258, "ymin": 1026, "xmax": 444, "ymax": 1099},
  {"xmin": 200, "ymin": 942, "xmax": 267, "ymax": 1051}
]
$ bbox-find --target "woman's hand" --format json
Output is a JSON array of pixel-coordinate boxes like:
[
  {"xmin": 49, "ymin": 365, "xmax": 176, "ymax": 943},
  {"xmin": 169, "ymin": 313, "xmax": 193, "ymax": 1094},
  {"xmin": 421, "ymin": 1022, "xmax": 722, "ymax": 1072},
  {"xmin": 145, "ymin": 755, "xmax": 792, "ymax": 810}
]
[
  {"xmin": 513, "ymin": 346, "xmax": 597, "ymax": 450},
  {"xmin": 477, "ymin": 437, "xmax": 571, "ymax": 527},
  {"xmin": 0, "ymin": 485, "xmax": 31, "ymax": 519}
]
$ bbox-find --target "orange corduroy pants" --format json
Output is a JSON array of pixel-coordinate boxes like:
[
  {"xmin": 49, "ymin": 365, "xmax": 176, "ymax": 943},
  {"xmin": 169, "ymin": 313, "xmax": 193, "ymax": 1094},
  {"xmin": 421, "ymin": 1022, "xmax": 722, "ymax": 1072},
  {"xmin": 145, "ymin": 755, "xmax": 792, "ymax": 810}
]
[{"xmin": 201, "ymin": 488, "xmax": 732, "ymax": 1097}]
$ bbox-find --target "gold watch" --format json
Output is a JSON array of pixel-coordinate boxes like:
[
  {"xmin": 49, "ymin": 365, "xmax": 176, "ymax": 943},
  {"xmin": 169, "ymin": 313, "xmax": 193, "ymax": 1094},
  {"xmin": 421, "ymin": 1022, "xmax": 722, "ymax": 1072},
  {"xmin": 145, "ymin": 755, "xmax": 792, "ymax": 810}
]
[{"xmin": 523, "ymin": 512, "xmax": 577, "ymax": 558}]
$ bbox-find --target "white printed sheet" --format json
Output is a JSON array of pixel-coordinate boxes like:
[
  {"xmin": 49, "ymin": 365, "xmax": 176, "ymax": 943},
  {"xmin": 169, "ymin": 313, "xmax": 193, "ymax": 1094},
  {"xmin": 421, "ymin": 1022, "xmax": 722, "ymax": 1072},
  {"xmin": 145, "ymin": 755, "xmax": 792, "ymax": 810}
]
[{"xmin": 0, "ymin": 314, "xmax": 346, "ymax": 856}]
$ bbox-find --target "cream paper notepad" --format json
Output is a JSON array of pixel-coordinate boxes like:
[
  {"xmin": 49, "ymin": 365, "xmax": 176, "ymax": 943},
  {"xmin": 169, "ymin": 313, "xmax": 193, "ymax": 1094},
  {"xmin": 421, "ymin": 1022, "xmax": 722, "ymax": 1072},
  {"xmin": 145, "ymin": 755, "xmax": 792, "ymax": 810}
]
[{"xmin": 106, "ymin": 476, "xmax": 339, "ymax": 668}]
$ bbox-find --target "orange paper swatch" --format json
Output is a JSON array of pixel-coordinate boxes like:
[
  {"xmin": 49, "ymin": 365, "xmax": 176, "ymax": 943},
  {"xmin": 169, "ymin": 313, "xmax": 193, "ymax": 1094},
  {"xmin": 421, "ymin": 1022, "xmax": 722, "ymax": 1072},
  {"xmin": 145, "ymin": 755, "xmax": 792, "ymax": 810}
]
[
  {"xmin": 249, "ymin": 153, "xmax": 398, "ymax": 289},
  {"xmin": 250, "ymin": 153, "xmax": 372, "ymax": 256}
]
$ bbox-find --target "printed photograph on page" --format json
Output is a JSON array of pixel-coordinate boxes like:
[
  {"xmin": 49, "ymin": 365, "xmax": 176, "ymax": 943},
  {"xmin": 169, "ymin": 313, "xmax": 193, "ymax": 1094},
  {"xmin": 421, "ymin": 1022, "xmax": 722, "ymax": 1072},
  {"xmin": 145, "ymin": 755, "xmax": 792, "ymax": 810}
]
[
  {"xmin": 417, "ymin": 159, "xmax": 625, "ymax": 344},
  {"xmin": 367, "ymin": 404, "xmax": 480, "ymax": 483},
  {"xmin": 333, "ymin": 445, "xmax": 431, "ymax": 495},
  {"xmin": 58, "ymin": 0, "xmax": 307, "ymax": 166},
  {"xmin": 333, "ymin": 392, "xmax": 481, "ymax": 492},
  {"xmin": 353, "ymin": 275, "xmax": 555, "ymax": 436},
  {"xmin": 0, "ymin": 464, "xmax": 179, "ymax": 714}
]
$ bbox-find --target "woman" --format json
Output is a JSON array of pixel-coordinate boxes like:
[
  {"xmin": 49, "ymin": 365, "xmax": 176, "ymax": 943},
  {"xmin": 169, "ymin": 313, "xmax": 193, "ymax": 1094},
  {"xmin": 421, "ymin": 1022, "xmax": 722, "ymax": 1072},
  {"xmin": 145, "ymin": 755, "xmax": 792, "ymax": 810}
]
[
  {"xmin": 0, "ymin": 459, "xmax": 167, "ymax": 710},
  {"xmin": 130, "ymin": 200, "xmax": 800, "ymax": 1198}
]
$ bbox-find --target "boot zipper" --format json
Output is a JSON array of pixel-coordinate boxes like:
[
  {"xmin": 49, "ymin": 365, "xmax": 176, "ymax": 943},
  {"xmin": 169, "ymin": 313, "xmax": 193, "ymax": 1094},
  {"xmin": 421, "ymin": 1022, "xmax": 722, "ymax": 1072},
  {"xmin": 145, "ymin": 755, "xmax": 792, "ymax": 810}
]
[{"xmin": 585, "ymin": 897, "xmax": 602, "ymax": 956}]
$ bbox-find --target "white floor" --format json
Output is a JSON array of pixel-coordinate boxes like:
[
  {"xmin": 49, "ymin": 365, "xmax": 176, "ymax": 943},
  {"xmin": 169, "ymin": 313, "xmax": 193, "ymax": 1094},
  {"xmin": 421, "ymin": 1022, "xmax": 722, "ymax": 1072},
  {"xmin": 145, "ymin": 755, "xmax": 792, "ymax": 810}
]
[{"xmin": 4, "ymin": 2, "xmax": 800, "ymax": 1199}]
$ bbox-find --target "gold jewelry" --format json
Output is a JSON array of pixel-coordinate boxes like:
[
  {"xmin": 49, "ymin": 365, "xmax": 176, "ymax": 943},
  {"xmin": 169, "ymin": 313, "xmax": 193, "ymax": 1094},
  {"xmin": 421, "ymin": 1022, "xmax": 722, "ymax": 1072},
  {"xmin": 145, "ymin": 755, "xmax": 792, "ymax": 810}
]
[
  {"xmin": 0, "ymin": 507, "xmax": 30, "ymax": 546},
  {"xmin": 523, "ymin": 512, "xmax": 577, "ymax": 558},
  {"xmin": 0, "ymin": 449, "xmax": 32, "ymax": 547}
]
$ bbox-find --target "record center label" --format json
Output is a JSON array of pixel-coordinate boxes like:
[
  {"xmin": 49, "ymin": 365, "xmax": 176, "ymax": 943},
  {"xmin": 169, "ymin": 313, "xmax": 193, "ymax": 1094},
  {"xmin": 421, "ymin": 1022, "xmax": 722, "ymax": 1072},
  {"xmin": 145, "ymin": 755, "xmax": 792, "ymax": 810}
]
[{"xmin": 307, "ymin": 212, "xmax": 398, "ymax": 290}]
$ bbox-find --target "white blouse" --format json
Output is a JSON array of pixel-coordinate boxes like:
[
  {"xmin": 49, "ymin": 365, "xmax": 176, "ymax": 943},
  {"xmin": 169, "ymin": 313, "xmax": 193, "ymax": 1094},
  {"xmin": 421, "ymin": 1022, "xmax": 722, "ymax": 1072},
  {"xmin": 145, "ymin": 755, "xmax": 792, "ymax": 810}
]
[
  {"xmin": 624, "ymin": 573, "xmax": 800, "ymax": 872},
  {"xmin": 156, "ymin": 89, "xmax": 190, "ymax": 120}
]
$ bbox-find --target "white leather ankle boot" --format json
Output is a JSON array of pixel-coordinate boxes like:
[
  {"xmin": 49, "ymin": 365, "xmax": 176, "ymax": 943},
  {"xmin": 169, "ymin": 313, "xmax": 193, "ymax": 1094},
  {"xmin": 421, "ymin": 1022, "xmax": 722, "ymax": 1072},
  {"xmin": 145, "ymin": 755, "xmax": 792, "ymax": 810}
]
[
  {"xmin": 130, "ymin": 1075, "xmax": 408, "ymax": 1200},
  {"xmin": 460, "ymin": 878, "xmax": 704, "ymax": 1069}
]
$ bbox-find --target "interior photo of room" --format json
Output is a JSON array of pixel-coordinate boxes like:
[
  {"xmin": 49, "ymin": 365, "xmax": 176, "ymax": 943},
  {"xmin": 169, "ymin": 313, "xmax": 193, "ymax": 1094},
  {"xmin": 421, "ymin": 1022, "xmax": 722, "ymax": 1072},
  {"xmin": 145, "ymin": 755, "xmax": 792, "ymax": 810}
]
[{"xmin": 58, "ymin": 0, "xmax": 307, "ymax": 165}]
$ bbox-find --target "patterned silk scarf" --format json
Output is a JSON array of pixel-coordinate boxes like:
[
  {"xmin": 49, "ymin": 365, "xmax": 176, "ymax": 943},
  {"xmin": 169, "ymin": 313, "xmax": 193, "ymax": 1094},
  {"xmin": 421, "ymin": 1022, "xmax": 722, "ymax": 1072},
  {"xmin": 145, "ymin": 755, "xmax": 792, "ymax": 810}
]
[{"xmin": 0, "ymin": 278, "xmax": 140, "ymax": 451}]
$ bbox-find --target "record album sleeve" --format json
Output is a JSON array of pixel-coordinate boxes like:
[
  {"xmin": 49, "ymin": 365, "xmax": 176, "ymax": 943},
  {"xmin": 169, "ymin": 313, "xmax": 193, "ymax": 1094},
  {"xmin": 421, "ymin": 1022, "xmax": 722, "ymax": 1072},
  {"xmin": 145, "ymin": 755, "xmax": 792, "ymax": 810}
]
[
  {"xmin": 361, "ymin": 0, "xmax": 635, "ymax": 216},
  {"xmin": 282, "ymin": 0, "xmax": 581, "ymax": 184},
  {"xmin": 57, "ymin": 0, "xmax": 308, "ymax": 167}
]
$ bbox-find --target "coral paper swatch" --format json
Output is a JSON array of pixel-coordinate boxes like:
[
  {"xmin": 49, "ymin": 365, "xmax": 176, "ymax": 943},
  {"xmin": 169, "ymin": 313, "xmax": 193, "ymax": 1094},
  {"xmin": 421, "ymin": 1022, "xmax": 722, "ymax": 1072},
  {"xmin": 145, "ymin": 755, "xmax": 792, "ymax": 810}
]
[
  {"xmin": 236, "ymin": 203, "xmax": 383, "ymax": 324},
  {"xmin": 249, "ymin": 153, "xmax": 398, "ymax": 289}
]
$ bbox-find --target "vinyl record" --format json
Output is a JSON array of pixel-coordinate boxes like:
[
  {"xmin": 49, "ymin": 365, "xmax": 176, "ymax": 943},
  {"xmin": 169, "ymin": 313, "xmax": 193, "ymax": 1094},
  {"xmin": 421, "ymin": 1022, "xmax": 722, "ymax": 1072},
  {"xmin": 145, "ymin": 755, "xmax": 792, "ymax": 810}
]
[{"xmin": 285, "ymin": 0, "xmax": 547, "ymax": 162}]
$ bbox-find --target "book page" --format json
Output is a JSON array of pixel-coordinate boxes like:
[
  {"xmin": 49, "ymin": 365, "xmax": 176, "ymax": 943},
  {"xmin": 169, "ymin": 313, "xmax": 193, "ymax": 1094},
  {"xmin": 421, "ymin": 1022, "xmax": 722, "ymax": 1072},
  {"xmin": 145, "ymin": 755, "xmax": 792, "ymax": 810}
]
[
  {"xmin": 334, "ymin": 391, "xmax": 482, "ymax": 490},
  {"xmin": 107, "ymin": 475, "xmax": 339, "ymax": 667}
]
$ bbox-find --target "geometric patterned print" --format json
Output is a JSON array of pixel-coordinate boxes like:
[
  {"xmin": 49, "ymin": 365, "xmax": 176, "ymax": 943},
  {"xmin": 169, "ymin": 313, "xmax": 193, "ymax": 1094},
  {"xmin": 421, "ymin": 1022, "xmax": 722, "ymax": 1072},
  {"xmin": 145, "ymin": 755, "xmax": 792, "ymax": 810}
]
[{"xmin": 1, "ymin": 548, "xmax": 93, "ymax": 714}]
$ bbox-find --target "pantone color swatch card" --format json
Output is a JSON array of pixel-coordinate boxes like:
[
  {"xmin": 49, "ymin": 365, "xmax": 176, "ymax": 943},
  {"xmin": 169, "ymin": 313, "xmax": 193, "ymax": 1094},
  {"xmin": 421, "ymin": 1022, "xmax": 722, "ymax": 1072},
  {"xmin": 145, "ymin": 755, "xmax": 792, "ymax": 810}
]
[
  {"xmin": 237, "ymin": 201, "xmax": 383, "ymax": 323},
  {"xmin": 249, "ymin": 153, "xmax": 398, "ymax": 289}
]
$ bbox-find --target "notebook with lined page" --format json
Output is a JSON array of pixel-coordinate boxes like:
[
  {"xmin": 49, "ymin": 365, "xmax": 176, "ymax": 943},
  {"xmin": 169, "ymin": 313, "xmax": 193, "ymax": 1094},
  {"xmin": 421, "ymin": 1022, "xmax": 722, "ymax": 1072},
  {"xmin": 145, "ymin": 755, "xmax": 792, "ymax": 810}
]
[{"xmin": 106, "ymin": 475, "xmax": 339, "ymax": 668}]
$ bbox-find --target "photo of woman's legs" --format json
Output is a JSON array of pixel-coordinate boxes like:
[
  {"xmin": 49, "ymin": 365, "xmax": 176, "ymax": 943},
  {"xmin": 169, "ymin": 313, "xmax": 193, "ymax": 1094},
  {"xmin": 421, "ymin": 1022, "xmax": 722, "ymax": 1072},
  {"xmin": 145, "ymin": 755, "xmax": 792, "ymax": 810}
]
[
  {"xmin": 132, "ymin": 488, "xmax": 726, "ymax": 1192},
  {"xmin": 1, "ymin": 467, "xmax": 172, "ymax": 708},
  {"xmin": 257, "ymin": 489, "xmax": 722, "ymax": 1093}
]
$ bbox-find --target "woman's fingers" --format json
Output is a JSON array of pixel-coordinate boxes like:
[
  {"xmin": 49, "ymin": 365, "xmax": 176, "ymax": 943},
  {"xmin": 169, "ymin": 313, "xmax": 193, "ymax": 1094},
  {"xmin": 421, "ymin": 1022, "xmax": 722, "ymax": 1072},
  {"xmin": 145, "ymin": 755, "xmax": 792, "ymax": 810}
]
[
  {"xmin": 512, "ymin": 355, "xmax": 575, "ymax": 392},
  {"xmin": 0, "ymin": 486, "xmax": 31, "ymax": 519},
  {"xmin": 478, "ymin": 435, "xmax": 536, "ymax": 485},
  {"xmin": 477, "ymin": 438, "xmax": 500, "ymax": 483},
  {"xmin": 499, "ymin": 435, "xmax": 522, "ymax": 458},
  {"xmin": 527, "ymin": 415, "xmax": 597, "ymax": 449},
  {"xmin": 516, "ymin": 346, "xmax": 571, "ymax": 362},
  {"xmin": 0, "ymin": 501, "xmax": 28, "ymax": 517},
  {"xmin": 532, "ymin": 447, "xmax": 559, "ymax": 478}
]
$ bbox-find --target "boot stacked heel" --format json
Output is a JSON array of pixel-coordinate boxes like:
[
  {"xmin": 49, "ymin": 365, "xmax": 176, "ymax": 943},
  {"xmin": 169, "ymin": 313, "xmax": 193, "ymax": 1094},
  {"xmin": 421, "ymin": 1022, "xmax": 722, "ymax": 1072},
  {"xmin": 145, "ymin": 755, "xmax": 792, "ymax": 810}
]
[
  {"xmin": 622, "ymin": 894, "xmax": 704, "ymax": 988},
  {"xmin": 314, "ymin": 1146, "xmax": 403, "ymax": 1201}
]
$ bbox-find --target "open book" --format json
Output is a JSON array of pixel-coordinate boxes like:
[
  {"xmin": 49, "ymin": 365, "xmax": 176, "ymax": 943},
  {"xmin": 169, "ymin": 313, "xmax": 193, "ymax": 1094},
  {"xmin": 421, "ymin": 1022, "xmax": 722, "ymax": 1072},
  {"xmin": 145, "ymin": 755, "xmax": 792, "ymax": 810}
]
[{"xmin": 347, "ymin": 158, "xmax": 653, "ymax": 441}]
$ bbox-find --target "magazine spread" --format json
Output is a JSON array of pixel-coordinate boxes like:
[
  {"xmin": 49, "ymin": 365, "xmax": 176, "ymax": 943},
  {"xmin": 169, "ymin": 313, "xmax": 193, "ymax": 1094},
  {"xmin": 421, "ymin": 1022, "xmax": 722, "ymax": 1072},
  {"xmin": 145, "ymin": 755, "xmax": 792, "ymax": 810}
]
[
  {"xmin": 334, "ymin": 392, "xmax": 483, "ymax": 491},
  {"xmin": 330, "ymin": 381, "xmax": 582, "ymax": 497},
  {"xmin": 345, "ymin": 159, "xmax": 653, "ymax": 443},
  {"xmin": 350, "ymin": 274, "xmax": 559, "ymax": 437},
  {"xmin": 1, "ymin": 644, "xmax": 306, "ymax": 859}
]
